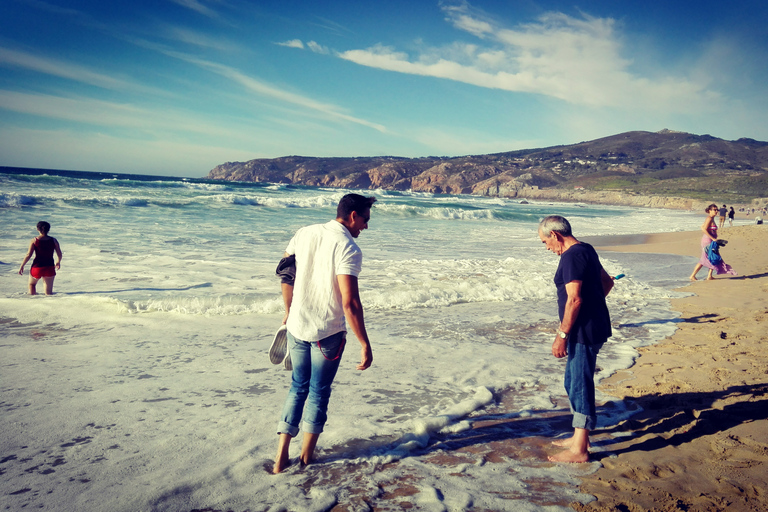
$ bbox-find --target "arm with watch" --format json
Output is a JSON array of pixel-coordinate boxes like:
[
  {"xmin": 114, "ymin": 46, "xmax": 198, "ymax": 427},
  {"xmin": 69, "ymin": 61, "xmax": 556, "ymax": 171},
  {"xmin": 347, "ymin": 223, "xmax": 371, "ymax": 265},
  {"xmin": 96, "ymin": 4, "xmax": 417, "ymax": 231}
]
[{"xmin": 553, "ymin": 280, "xmax": 582, "ymax": 358}]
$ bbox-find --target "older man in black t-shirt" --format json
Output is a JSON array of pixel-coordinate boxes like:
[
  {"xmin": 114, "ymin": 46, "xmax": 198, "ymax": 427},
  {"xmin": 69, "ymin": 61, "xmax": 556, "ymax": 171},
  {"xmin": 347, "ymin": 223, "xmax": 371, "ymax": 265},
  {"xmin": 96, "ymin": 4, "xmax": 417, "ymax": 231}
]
[{"xmin": 538, "ymin": 215, "xmax": 614, "ymax": 463}]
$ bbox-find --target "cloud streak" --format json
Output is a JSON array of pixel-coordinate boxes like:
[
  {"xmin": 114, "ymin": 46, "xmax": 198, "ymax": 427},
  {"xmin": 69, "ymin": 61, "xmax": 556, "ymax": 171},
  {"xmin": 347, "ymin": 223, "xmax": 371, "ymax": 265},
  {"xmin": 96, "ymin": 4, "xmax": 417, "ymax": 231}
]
[
  {"xmin": 0, "ymin": 47, "xmax": 169, "ymax": 97},
  {"xmin": 277, "ymin": 39, "xmax": 305, "ymax": 49},
  {"xmin": 168, "ymin": 0, "xmax": 219, "ymax": 19},
  {"xmin": 163, "ymin": 26, "xmax": 237, "ymax": 51},
  {"xmin": 277, "ymin": 39, "xmax": 330, "ymax": 54},
  {"xmin": 0, "ymin": 47, "xmax": 131, "ymax": 90},
  {"xmin": 163, "ymin": 51, "xmax": 385, "ymax": 132},
  {"xmin": 337, "ymin": 2, "xmax": 719, "ymax": 112},
  {"xmin": 0, "ymin": 89, "xmax": 247, "ymax": 140}
]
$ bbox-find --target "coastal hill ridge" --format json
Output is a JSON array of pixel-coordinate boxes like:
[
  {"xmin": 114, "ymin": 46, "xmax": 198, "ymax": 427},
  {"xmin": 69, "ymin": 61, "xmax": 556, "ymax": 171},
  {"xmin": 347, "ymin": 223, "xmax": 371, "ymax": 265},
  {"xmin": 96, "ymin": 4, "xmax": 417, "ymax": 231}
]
[{"xmin": 208, "ymin": 130, "xmax": 768, "ymax": 209}]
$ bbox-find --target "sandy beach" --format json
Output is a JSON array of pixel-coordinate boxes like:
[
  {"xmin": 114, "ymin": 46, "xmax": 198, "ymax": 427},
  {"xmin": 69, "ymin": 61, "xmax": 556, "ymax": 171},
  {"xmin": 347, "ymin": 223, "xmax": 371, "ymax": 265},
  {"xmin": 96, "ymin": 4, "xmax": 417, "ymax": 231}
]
[{"xmin": 578, "ymin": 222, "xmax": 768, "ymax": 511}]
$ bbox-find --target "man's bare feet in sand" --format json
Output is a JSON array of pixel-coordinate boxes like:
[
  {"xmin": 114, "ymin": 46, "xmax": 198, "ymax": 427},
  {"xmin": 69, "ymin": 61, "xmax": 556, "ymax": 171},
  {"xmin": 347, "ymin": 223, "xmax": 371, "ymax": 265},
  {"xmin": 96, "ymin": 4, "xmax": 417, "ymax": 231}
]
[
  {"xmin": 273, "ymin": 455, "xmax": 290, "ymax": 474},
  {"xmin": 548, "ymin": 449, "xmax": 590, "ymax": 463},
  {"xmin": 274, "ymin": 432, "xmax": 319, "ymax": 474},
  {"xmin": 548, "ymin": 428, "xmax": 590, "ymax": 463},
  {"xmin": 689, "ymin": 276, "xmax": 698, "ymax": 281},
  {"xmin": 273, "ymin": 433, "xmax": 292, "ymax": 474},
  {"xmin": 551, "ymin": 437, "xmax": 591, "ymax": 449}
]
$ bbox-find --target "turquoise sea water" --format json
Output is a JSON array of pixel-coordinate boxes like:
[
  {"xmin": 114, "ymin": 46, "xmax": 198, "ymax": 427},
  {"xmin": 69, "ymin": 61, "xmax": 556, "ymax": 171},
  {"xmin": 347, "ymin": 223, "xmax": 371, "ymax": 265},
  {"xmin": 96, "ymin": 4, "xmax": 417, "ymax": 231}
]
[{"xmin": 1, "ymin": 167, "xmax": 701, "ymax": 511}]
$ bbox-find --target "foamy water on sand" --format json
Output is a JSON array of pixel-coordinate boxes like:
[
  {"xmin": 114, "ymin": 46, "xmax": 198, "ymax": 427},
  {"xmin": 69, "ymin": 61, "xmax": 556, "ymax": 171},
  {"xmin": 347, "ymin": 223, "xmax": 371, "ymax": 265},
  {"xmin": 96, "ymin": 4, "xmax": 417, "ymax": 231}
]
[{"xmin": 0, "ymin": 168, "xmax": 728, "ymax": 510}]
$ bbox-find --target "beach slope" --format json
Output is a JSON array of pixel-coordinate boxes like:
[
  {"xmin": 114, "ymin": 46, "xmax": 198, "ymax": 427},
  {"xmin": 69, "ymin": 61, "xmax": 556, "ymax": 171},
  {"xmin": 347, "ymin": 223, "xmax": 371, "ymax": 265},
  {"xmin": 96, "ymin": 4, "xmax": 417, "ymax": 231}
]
[{"xmin": 580, "ymin": 224, "xmax": 768, "ymax": 511}]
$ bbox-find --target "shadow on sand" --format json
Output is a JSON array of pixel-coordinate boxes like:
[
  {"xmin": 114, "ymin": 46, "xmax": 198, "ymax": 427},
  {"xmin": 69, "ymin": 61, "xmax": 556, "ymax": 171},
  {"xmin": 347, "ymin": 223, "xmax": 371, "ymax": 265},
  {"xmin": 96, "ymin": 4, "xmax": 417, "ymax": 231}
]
[
  {"xmin": 588, "ymin": 382, "xmax": 768, "ymax": 461},
  {"xmin": 317, "ymin": 382, "xmax": 768, "ymax": 467}
]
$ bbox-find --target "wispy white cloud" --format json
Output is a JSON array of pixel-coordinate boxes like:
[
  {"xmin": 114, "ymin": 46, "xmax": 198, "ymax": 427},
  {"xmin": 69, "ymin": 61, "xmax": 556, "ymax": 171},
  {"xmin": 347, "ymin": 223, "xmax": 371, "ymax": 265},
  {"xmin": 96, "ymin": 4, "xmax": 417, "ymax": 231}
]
[
  {"xmin": 311, "ymin": 16, "xmax": 354, "ymax": 37},
  {"xmin": 306, "ymin": 41, "xmax": 330, "ymax": 55},
  {"xmin": 0, "ymin": 47, "xmax": 168, "ymax": 97},
  {"xmin": 0, "ymin": 89, "xmax": 244, "ymax": 139},
  {"xmin": 277, "ymin": 39, "xmax": 305, "ymax": 49},
  {"xmin": 161, "ymin": 51, "xmax": 386, "ymax": 132},
  {"xmin": 0, "ymin": 47, "xmax": 129, "ymax": 90},
  {"xmin": 163, "ymin": 26, "xmax": 236, "ymax": 51},
  {"xmin": 168, "ymin": 0, "xmax": 219, "ymax": 19},
  {"xmin": 337, "ymin": 2, "xmax": 720, "ymax": 113},
  {"xmin": 277, "ymin": 39, "xmax": 329, "ymax": 54}
]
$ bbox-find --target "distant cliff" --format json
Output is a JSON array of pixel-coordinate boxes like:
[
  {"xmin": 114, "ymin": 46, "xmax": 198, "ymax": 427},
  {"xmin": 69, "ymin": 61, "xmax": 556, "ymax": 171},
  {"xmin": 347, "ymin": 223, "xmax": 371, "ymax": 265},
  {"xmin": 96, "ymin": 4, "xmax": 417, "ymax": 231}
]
[{"xmin": 207, "ymin": 130, "xmax": 768, "ymax": 209}]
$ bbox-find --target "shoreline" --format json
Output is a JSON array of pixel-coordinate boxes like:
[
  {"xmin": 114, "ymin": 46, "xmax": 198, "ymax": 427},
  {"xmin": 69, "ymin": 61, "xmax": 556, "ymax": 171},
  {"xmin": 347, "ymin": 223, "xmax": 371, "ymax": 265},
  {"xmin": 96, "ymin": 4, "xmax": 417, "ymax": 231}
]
[{"xmin": 578, "ymin": 224, "xmax": 768, "ymax": 511}]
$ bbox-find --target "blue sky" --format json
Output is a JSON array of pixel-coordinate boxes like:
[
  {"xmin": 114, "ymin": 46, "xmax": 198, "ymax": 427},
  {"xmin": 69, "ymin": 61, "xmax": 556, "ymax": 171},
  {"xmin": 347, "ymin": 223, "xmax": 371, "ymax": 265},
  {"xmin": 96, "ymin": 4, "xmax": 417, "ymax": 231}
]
[{"xmin": 1, "ymin": 0, "xmax": 767, "ymax": 177}]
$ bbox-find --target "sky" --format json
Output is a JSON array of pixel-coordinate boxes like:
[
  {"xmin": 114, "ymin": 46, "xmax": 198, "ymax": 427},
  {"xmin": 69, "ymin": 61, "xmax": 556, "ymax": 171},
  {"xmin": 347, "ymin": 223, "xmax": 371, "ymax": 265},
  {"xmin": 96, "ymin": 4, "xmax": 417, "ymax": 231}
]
[{"xmin": 1, "ymin": 0, "xmax": 767, "ymax": 177}]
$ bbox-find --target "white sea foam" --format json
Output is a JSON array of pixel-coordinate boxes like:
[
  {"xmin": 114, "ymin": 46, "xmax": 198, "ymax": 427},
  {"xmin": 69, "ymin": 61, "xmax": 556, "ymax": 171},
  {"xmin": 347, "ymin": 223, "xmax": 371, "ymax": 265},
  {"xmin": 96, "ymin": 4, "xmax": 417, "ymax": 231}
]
[{"xmin": 0, "ymin": 169, "xmax": 706, "ymax": 511}]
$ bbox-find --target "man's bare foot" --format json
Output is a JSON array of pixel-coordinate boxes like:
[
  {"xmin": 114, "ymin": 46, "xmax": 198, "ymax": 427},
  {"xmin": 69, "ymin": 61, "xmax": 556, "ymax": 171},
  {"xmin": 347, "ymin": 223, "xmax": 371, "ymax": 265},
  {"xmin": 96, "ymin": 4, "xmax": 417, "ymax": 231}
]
[
  {"xmin": 552, "ymin": 437, "xmax": 591, "ymax": 449},
  {"xmin": 273, "ymin": 433, "xmax": 293, "ymax": 474},
  {"xmin": 706, "ymin": 276, "xmax": 715, "ymax": 280},
  {"xmin": 689, "ymin": 276, "xmax": 697, "ymax": 281},
  {"xmin": 273, "ymin": 456, "xmax": 289, "ymax": 474},
  {"xmin": 548, "ymin": 449, "xmax": 590, "ymax": 463},
  {"xmin": 273, "ymin": 455, "xmax": 290, "ymax": 474}
]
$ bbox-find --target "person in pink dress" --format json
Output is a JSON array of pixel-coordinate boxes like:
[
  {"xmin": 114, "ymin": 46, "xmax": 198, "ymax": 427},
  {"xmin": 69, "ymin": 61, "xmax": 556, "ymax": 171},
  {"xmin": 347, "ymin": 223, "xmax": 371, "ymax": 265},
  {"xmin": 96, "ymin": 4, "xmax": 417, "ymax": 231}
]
[{"xmin": 689, "ymin": 204, "xmax": 736, "ymax": 281}]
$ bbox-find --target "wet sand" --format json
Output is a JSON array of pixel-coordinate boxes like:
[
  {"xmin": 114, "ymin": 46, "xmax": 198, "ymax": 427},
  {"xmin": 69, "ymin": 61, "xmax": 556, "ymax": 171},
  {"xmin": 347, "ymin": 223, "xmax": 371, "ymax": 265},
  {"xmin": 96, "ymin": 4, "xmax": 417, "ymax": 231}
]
[{"xmin": 577, "ymin": 223, "xmax": 768, "ymax": 511}]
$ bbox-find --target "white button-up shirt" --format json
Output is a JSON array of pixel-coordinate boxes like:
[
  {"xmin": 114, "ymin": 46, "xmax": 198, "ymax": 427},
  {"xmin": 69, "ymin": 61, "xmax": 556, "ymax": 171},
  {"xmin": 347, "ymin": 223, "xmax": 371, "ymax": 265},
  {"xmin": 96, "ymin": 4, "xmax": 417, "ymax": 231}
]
[{"xmin": 285, "ymin": 220, "xmax": 363, "ymax": 341}]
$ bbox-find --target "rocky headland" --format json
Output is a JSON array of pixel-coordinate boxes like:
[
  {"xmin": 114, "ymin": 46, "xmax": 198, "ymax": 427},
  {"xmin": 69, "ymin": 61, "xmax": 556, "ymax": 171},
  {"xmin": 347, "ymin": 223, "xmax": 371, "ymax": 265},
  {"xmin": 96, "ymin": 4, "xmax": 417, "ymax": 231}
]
[{"xmin": 207, "ymin": 130, "xmax": 768, "ymax": 210}]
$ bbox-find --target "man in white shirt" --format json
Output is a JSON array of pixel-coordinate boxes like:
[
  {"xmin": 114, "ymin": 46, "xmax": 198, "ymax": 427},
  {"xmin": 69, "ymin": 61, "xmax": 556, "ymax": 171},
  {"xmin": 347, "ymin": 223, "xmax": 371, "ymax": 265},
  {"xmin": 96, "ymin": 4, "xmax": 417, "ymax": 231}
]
[{"xmin": 273, "ymin": 193, "xmax": 376, "ymax": 474}]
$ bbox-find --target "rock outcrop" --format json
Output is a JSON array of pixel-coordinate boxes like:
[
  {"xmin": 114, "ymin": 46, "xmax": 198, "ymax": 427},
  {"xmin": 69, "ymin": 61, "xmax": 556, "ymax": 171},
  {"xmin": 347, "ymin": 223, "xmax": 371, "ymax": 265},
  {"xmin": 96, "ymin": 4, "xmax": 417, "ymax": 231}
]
[{"xmin": 207, "ymin": 130, "xmax": 768, "ymax": 210}]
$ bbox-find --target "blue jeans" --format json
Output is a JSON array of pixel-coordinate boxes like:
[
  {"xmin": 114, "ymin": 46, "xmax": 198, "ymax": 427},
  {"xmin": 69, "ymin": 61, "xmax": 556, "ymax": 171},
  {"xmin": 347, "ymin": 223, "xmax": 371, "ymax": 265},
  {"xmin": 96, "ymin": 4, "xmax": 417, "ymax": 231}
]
[
  {"xmin": 277, "ymin": 331, "xmax": 346, "ymax": 436},
  {"xmin": 563, "ymin": 339, "xmax": 604, "ymax": 430}
]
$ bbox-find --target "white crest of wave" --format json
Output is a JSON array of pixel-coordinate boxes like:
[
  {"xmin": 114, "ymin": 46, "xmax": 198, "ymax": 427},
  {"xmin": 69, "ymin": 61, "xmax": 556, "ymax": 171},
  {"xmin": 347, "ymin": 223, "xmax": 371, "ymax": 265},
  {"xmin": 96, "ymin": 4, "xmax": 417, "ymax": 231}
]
[
  {"xmin": 362, "ymin": 257, "xmax": 554, "ymax": 310},
  {"xmin": 0, "ymin": 192, "xmax": 39, "ymax": 207},
  {"xmin": 375, "ymin": 203, "xmax": 497, "ymax": 220},
  {"xmin": 213, "ymin": 193, "xmax": 340, "ymax": 208},
  {"xmin": 116, "ymin": 296, "xmax": 284, "ymax": 316}
]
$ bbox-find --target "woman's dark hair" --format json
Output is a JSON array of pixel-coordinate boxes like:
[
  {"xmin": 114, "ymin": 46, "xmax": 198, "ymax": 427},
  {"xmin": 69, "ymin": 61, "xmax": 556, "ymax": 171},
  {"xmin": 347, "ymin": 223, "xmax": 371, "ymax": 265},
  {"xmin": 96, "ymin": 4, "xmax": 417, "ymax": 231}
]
[
  {"xmin": 36, "ymin": 221, "xmax": 51, "ymax": 234},
  {"xmin": 337, "ymin": 194, "xmax": 376, "ymax": 219},
  {"xmin": 706, "ymin": 203, "xmax": 718, "ymax": 212}
]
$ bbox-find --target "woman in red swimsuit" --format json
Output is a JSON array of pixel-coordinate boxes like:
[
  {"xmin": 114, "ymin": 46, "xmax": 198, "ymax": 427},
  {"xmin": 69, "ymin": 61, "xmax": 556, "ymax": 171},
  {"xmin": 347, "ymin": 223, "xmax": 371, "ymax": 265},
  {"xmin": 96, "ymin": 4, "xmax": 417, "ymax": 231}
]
[{"xmin": 18, "ymin": 221, "xmax": 63, "ymax": 295}]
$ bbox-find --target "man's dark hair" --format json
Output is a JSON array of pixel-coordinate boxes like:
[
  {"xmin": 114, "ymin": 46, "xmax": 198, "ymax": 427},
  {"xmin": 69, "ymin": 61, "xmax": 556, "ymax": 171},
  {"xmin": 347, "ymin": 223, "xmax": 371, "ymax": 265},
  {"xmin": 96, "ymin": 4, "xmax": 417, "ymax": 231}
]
[
  {"xmin": 337, "ymin": 194, "xmax": 376, "ymax": 219},
  {"xmin": 36, "ymin": 221, "xmax": 51, "ymax": 234}
]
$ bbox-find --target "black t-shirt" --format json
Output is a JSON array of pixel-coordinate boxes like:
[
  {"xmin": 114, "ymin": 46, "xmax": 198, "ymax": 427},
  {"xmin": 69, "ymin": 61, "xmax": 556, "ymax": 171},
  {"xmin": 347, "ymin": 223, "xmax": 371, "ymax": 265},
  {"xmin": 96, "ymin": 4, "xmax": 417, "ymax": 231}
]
[{"xmin": 554, "ymin": 243, "xmax": 612, "ymax": 344}]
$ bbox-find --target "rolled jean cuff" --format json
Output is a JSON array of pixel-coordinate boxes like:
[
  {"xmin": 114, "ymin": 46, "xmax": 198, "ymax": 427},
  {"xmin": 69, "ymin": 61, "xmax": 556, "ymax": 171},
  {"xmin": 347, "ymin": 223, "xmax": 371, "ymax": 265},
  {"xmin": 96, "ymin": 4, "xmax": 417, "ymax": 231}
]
[
  {"xmin": 302, "ymin": 421, "xmax": 324, "ymax": 435},
  {"xmin": 277, "ymin": 421, "xmax": 299, "ymax": 437},
  {"xmin": 571, "ymin": 411, "xmax": 597, "ymax": 430}
]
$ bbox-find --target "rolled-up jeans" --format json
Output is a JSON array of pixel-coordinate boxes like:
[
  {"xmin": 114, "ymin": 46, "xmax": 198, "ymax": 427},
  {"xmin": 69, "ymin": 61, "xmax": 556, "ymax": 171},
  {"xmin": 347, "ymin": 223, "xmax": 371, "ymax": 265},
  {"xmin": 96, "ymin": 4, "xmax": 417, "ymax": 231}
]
[
  {"xmin": 277, "ymin": 330, "xmax": 346, "ymax": 436},
  {"xmin": 563, "ymin": 338, "xmax": 605, "ymax": 430}
]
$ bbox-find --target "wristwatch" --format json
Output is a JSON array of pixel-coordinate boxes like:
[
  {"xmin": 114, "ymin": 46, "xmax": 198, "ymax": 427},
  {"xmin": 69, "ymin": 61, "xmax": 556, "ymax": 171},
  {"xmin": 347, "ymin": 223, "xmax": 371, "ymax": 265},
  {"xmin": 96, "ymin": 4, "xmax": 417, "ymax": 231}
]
[{"xmin": 558, "ymin": 331, "xmax": 569, "ymax": 339}]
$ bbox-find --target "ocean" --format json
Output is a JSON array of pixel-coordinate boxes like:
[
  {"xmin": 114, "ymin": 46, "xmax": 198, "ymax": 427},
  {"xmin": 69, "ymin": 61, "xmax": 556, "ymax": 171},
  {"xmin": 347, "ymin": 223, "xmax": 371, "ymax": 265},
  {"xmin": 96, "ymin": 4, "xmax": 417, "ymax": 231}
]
[{"xmin": 0, "ymin": 167, "xmax": 714, "ymax": 511}]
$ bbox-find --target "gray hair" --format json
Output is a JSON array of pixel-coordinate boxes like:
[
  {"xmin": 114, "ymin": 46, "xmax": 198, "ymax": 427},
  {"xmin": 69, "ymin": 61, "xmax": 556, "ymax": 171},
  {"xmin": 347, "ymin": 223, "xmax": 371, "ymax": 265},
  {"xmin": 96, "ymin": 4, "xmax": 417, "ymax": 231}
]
[{"xmin": 539, "ymin": 215, "xmax": 572, "ymax": 237}]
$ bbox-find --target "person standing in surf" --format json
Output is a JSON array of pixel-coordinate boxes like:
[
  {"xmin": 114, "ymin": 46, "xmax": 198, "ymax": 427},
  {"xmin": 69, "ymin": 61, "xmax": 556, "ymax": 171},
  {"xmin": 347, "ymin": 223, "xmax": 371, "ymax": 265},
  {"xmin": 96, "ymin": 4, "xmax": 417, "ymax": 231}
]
[
  {"xmin": 538, "ymin": 215, "xmax": 614, "ymax": 463},
  {"xmin": 18, "ymin": 221, "xmax": 63, "ymax": 295},
  {"xmin": 273, "ymin": 193, "xmax": 376, "ymax": 474}
]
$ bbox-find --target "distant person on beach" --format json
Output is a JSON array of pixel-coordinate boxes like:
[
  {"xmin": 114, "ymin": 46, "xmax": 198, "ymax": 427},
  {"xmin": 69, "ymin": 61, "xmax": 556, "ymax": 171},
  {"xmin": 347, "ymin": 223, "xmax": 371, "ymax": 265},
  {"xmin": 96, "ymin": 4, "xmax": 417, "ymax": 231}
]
[
  {"xmin": 718, "ymin": 205, "xmax": 727, "ymax": 228},
  {"xmin": 689, "ymin": 204, "xmax": 737, "ymax": 281},
  {"xmin": 18, "ymin": 221, "xmax": 62, "ymax": 295},
  {"xmin": 728, "ymin": 207, "xmax": 735, "ymax": 227},
  {"xmin": 273, "ymin": 193, "xmax": 376, "ymax": 474},
  {"xmin": 538, "ymin": 215, "xmax": 614, "ymax": 463}
]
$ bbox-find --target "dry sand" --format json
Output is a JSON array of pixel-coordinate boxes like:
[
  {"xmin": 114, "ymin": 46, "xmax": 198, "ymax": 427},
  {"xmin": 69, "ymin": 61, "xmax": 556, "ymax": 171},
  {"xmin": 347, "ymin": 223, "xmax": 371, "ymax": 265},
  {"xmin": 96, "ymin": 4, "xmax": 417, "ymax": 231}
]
[
  {"xmin": 285, "ymin": 221, "xmax": 768, "ymax": 511},
  {"xmin": 577, "ymin": 223, "xmax": 768, "ymax": 511}
]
